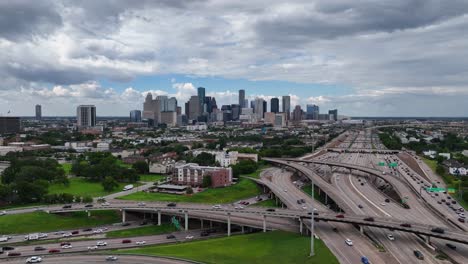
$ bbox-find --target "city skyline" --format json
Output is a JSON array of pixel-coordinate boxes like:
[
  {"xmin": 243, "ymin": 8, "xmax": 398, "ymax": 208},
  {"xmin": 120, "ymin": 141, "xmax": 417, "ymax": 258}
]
[{"xmin": 1, "ymin": 1, "xmax": 468, "ymax": 117}]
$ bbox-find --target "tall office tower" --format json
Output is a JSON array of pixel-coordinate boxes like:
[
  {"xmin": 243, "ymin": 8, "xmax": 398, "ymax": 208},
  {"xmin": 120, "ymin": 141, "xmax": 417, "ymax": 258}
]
[
  {"xmin": 250, "ymin": 100, "xmax": 256, "ymax": 111},
  {"xmin": 328, "ymin": 109, "xmax": 338, "ymax": 121},
  {"xmin": 188, "ymin": 96, "xmax": 200, "ymax": 120},
  {"xmin": 282, "ymin": 95, "xmax": 291, "ymax": 120},
  {"xmin": 167, "ymin": 97, "xmax": 177, "ymax": 112},
  {"xmin": 254, "ymin": 98, "xmax": 265, "ymax": 119},
  {"xmin": 0, "ymin": 117, "xmax": 21, "ymax": 134},
  {"xmin": 129, "ymin": 110, "xmax": 142, "ymax": 122},
  {"xmin": 306, "ymin": 104, "xmax": 319, "ymax": 120},
  {"xmin": 292, "ymin": 105, "xmax": 304, "ymax": 121},
  {"xmin": 243, "ymin": 99, "xmax": 248, "ymax": 109},
  {"xmin": 176, "ymin": 106, "xmax": 182, "ymax": 115},
  {"xmin": 270, "ymin": 98, "xmax": 279, "ymax": 113},
  {"xmin": 231, "ymin": 104, "xmax": 240, "ymax": 120},
  {"xmin": 197, "ymin": 87, "xmax": 206, "ymax": 115},
  {"xmin": 35, "ymin": 104, "xmax": 42, "ymax": 120},
  {"xmin": 263, "ymin": 100, "xmax": 267, "ymax": 117},
  {"xmin": 143, "ymin": 93, "xmax": 158, "ymax": 120},
  {"xmin": 76, "ymin": 105, "xmax": 96, "ymax": 127},
  {"xmin": 239, "ymin": 89, "xmax": 245, "ymax": 108}
]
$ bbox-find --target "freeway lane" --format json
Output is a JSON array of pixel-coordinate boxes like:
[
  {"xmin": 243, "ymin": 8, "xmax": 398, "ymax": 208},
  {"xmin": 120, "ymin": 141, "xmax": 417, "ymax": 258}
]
[{"xmin": 0, "ymin": 255, "xmax": 192, "ymax": 264}]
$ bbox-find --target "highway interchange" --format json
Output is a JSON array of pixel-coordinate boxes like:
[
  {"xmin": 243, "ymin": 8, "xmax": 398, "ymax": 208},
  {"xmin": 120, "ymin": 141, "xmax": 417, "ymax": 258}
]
[{"xmin": 1, "ymin": 128, "xmax": 468, "ymax": 263}]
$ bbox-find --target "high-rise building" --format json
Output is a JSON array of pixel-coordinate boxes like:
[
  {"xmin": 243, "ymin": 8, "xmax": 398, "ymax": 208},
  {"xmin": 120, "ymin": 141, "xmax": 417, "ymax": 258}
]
[
  {"xmin": 35, "ymin": 104, "xmax": 42, "ymax": 120},
  {"xmin": 263, "ymin": 100, "xmax": 267, "ymax": 117},
  {"xmin": 282, "ymin": 95, "xmax": 291, "ymax": 120},
  {"xmin": 188, "ymin": 96, "xmax": 200, "ymax": 120},
  {"xmin": 328, "ymin": 109, "xmax": 338, "ymax": 121},
  {"xmin": 270, "ymin": 98, "xmax": 279, "ymax": 113},
  {"xmin": 243, "ymin": 99, "xmax": 248, "ymax": 109},
  {"xmin": 198, "ymin": 87, "xmax": 206, "ymax": 115},
  {"xmin": 130, "ymin": 110, "xmax": 142, "ymax": 122},
  {"xmin": 0, "ymin": 117, "xmax": 20, "ymax": 134},
  {"xmin": 306, "ymin": 104, "xmax": 319, "ymax": 120},
  {"xmin": 143, "ymin": 93, "xmax": 159, "ymax": 120},
  {"xmin": 239, "ymin": 90, "xmax": 245, "ymax": 108},
  {"xmin": 254, "ymin": 98, "xmax": 265, "ymax": 119},
  {"xmin": 231, "ymin": 104, "xmax": 241, "ymax": 120},
  {"xmin": 76, "ymin": 105, "xmax": 96, "ymax": 127},
  {"xmin": 292, "ymin": 105, "xmax": 304, "ymax": 121}
]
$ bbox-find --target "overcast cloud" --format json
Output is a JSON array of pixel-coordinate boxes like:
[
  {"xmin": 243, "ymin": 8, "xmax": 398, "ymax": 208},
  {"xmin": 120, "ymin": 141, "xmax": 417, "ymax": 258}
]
[{"xmin": 0, "ymin": 0, "xmax": 467, "ymax": 116}]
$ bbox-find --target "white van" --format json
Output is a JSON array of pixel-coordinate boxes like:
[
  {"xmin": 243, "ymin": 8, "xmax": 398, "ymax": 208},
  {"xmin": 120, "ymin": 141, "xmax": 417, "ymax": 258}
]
[{"xmin": 123, "ymin": 184, "xmax": 134, "ymax": 191}]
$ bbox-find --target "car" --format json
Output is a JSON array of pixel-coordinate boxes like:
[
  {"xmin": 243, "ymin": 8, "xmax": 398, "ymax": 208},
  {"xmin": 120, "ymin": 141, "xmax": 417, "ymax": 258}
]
[
  {"xmin": 62, "ymin": 232, "xmax": 72, "ymax": 237},
  {"xmin": 446, "ymin": 243, "xmax": 457, "ymax": 250},
  {"xmin": 297, "ymin": 200, "xmax": 302, "ymax": 204},
  {"xmin": 2, "ymin": 246, "xmax": 15, "ymax": 251},
  {"xmin": 93, "ymin": 229, "xmax": 104, "ymax": 234},
  {"xmin": 459, "ymin": 213, "xmax": 465, "ymax": 218},
  {"xmin": 0, "ymin": 210, "xmax": 6, "ymax": 216},
  {"xmin": 26, "ymin": 256, "xmax": 42, "ymax": 263},
  {"xmin": 431, "ymin": 227, "xmax": 445, "ymax": 234},
  {"xmin": 166, "ymin": 234, "xmax": 176, "ymax": 239},
  {"xmin": 185, "ymin": 235, "xmax": 194, "ymax": 240},
  {"xmin": 138, "ymin": 202, "xmax": 146, "ymax": 206},
  {"xmin": 83, "ymin": 228, "xmax": 92, "ymax": 232},
  {"xmin": 167, "ymin": 202, "xmax": 177, "ymax": 207},
  {"xmin": 459, "ymin": 208, "xmax": 465, "ymax": 212},
  {"xmin": 452, "ymin": 200, "xmax": 457, "ymax": 204},
  {"xmin": 400, "ymin": 223, "xmax": 412, "ymax": 228},
  {"xmin": 283, "ymin": 189, "xmax": 288, "ymax": 192},
  {"xmin": 380, "ymin": 202, "xmax": 386, "ymax": 206},
  {"xmin": 266, "ymin": 208, "xmax": 276, "ymax": 212},
  {"xmin": 447, "ymin": 196, "xmax": 452, "ymax": 199},
  {"xmin": 122, "ymin": 239, "xmax": 132, "ymax": 244},
  {"xmin": 136, "ymin": 241, "xmax": 146, "ymax": 245},
  {"xmin": 358, "ymin": 204, "xmax": 363, "ymax": 209},
  {"xmin": 437, "ymin": 201, "xmax": 442, "ymax": 204},
  {"xmin": 364, "ymin": 217, "xmax": 374, "ymax": 222},
  {"xmin": 62, "ymin": 205, "xmax": 72, "ymax": 209},
  {"xmin": 361, "ymin": 256, "xmax": 370, "ymax": 264},
  {"xmin": 102, "ymin": 202, "xmax": 110, "ymax": 206},
  {"xmin": 60, "ymin": 242, "xmax": 71, "ymax": 246},
  {"xmin": 302, "ymin": 206, "xmax": 308, "ymax": 210},
  {"xmin": 200, "ymin": 231, "xmax": 210, "ymax": 237},
  {"xmin": 71, "ymin": 230, "xmax": 79, "ymax": 235},
  {"xmin": 34, "ymin": 246, "xmax": 46, "ymax": 251},
  {"xmin": 87, "ymin": 246, "xmax": 98, "ymax": 250},
  {"xmin": 106, "ymin": 256, "xmax": 118, "ymax": 261},
  {"xmin": 7, "ymin": 252, "xmax": 21, "ymax": 257},
  {"xmin": 234, "ymin": 205, "xmax": 244, "ymax": 210},
  {"xmin": 385, "ymin": 198, "xmax": 390, "ymax": 203},
  {"xmin": 85, "ymin": 204, "xmax": 93, "ymax": 208},
  {"xmin": 97, "ymin": 241, "xmax": 108, "ymax": 246},
  {"xmin": 61, "ymin": 244, "xmax": 72, "ymax": 249},
  {"xmin": 441, "ymin": 199, "xmax": 446, "ymax": 202},
  {"xmin": 336, "ymin": 214, "xmax": 345, "ymax": 218},
  {"xmin": 387, "ymin": 234, "xmax": 395, "ymax": 241},
  {"xmin": 413, "ymin": 250, "xmax": 424, "ymax": 260},
  {"xmin": 332, "ymin": 227, "xmax": 338, "ymax": 232},
  {"xmin": 345, "ymin": 238, "xmax": 353, "ymax": 246},
  {"xmin": 212, "ymin": 204, "xmax": 221, "ymax": 209},
  {"xmin": 458, "ymin": 218, "xmax": 465, "ymax": 223},
  {"xmin": 48, "ymin": 249, "xmax": 60, "ymax": 253}
]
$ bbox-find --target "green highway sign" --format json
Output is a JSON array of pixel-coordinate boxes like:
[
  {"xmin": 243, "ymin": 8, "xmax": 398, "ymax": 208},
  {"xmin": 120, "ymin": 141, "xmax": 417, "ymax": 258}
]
[
  {"xmin": 448, "ymin": 188, "xmax": 456, "ymax": 194},
  {"xmin": 378, "ymin": 162, "xmax": 385, "ymax": 166},
  {"xmin": 171, "ymin": 216, "xmax": 181, "ymax": 230},
  {"xmin": 388, "ymin": 162, "xmax": 398, "ymax": 168},
  {"xmin": 426, "ymin": 187, "xmax": 445, "ymax": 192}
]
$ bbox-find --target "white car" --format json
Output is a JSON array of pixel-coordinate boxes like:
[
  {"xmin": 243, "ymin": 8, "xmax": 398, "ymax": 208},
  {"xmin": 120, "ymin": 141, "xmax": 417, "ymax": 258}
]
[
  {"xmin": 234, "ymin": 206, "xmax": 244, "ymax": 210},
  {"xmin": 96, "ymin": 241, "xmax": 108, "ymax": 246},
  {"xmin": 102, "ymin": 202, "xmax": 110, "ymax": 206},
  {"xmin": 185, "ymin": 235, "xmax": 194, "ymax": 239},
  {"xmin": 93, "ymin": 229, "xmax": 104, "ymax": 234},
  {"xmin": 380, "ymin": 203, "xmax": 386, "ymax": 206},
  {"xmin": 212, "ymin": 205, "xmax": 221, "ymax": 209},
  {"xmin": 26, "ymin": 256, "xmax": 42, "ymax": 263},
  {"xmin": 0, "ymin": 210, "xmax": 6, "ymax": 216},
  {"xmin": 136, "ymin": 241, "xmax": 146, "ymax": 245},
  {"xmin": 345, "ymin": 238, "xmax": 353, "ymax": 246},
  {"xmin": 283, "ymin": 189, "xmax": 288, "ymax": 192},
  {"xmin": 106, "ymin": 256, "xmax": 118, "ymax": 261},
  {"xmin": 38, "ymin": 233, "xmax": 48, "ymax": 238},
  {"xmin": 87, "ymin": 245, "xmax": 98, "ymax": 250},
  {"xmin": 302, "ymin": 206, "xmax": 308, "ymax": 210},
  {"xmin": 459, "ymin": 213, "xmax": 466, "ymax": 219},
  {"xmin": 138, "ymin": 202, "xmax": 146, "ymax": 206},
  {"xmin": 62, "ymin": 232, "xmax": 72, "ymax": 237},
  {"xmin": 61, "ymin": 244, "xmax": 72, "ymax": 249},
  {"xmin": 387, "ymin": 234, "xmax": 395, "ymax": 241}
]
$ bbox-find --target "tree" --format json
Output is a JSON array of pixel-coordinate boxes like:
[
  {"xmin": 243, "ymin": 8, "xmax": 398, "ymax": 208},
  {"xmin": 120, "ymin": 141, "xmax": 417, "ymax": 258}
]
[
  {"xmin": 192, "ymin": 152, "xmax": 216, "ymax": 166},
  {"xmin": 202, "ymin": 175, "xmax": 212, "ymax": 188},
  {"xmin": 436, "ymin": 164, "xmax": 445, "ymax": 176},
  {"xmin": 133, "ymin": 161, "xmax": 149, "ymax": 174},
  {"xmin": 82, "ymin": 196, "xmax": 93, "ymax": 203},
  {"xmin": 102, "ymin": 176, "xmax": 119, "ymax": 192},
  {"xmin": 186, "ymin": 186, "xmax": 194, "ymax": 194}
]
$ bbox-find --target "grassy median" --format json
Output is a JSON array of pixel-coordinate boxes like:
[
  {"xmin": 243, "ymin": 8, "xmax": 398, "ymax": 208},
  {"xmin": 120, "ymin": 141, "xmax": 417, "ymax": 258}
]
[
  {"xmin": 106, "ymin": 224, "xmax": 176, "ymax": 238},
  {"xmin": 0, "ymin": 211, "xmax": 120, "ymax": 234},
  {"xmin": 49, "ymin": 178, "xmax": 129, "ymax": 197},
  {"xmin": 116, "ymin": 231, "xmax": 338, "ymax": 264}
]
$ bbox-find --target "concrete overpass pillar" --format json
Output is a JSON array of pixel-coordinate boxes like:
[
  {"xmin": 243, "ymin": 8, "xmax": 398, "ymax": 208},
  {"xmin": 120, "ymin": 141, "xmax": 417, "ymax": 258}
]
[
  {"xmin": 325, "ymin": 194, "xmax": 328, "ymax": 205},
  {"xmin": 122, "ymin": 210, "xmax": 126, "ymax": 223},
  {"xmin": 201, "ymin": 219, "xmax": 204, "ymax": 229},
  {"xmin": 359, "ymin": 226, "xmax": 364, "ymax": 235},
  {"xmin": 210, "ymin": 220, "xmax": 213, "ymax": 228},
  {"xmin": 263, "ymin": 215, "xmax": 267, "ymax": 232},
  {"xmin": 241, "ymin": 226, "xmax": 245, "ymax": 234},
  {"xmin": 275, "ymin": 196, "xmax": 278, "ymax": 205},
  {"xmin": 425, "ymin": 236, "xmax": 431, "ymax": 244},
  {"xmin": 184, "ymin": 211, "xmax": 188, "ymax": 231},
  {"xmin": 299, "ymin": 218, "xmax": 303, "ymax": 235},
  {"xmin": 87, "ymin": 210, "xmax": 91, "ymax": 217},
  {"xmin": 227, "ymin": 213, "xmax": 231, "ymax": 237},
  {"xmin": 157, "ymin": 211, "xmax": 161, "ymax": 226}
]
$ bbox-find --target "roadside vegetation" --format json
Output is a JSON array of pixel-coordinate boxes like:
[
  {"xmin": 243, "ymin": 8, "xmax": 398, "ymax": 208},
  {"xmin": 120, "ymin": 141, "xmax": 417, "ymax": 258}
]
[
  {"xmin": 116, "ymin": 231, "xmax": 338, "ymax": 264},
  {"xmin": 106, "ymin": 224, "xmax": 176, "ymax": 238},
  {"xmin": 251, "ymin": 199, "xmax": 278, "ymax": 207},
  {"xmin": 48, "ymin": 178, "xmax": 128, "ymax": 198},
  {"xmin": 0, "ymin": 211, "xmax": 120, "ymax": 234}
]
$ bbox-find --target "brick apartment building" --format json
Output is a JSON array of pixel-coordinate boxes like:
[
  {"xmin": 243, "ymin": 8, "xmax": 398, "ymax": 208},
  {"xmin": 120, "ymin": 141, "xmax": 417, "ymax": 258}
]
[{"xmin": 172, "ymin": 163, "xmax": 232, "ymax": 188}]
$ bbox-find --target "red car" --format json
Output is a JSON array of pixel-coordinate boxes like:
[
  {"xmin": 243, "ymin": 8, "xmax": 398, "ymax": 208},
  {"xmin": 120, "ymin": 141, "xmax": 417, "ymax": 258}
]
[
  {"xmin": 336, "ymin": 214, "xmax": 345, "ymax": 218},
  {"xmin": 400, "ymin": 223, "xmax": 412, "ymax": 228},
  {"xmin": 7, "ymin": 252, "xmax": 21, "ymax": 257},
  {"xmin": 49, "ymin": 249, "xmax": 61, "ymax": 253},
  {"xmin": 122, "ymin": 239, "xmax": 132, "ymax": 244},
  {"xmin": 71, "ymin": 231, "xmax": 79, "ymax": 235}
]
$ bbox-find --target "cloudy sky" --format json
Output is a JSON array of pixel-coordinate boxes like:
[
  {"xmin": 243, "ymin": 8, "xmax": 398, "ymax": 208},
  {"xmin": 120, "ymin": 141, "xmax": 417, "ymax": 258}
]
[{"xmin": 1, "ymin": 0, "xmax": 467, "ymax": 117}]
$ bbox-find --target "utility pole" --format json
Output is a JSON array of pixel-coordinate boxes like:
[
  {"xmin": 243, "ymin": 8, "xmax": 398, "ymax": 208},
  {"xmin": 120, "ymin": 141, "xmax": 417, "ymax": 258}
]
[{"xmin": 310, "ymin": 181, "xmax": 315, "ymax": 257}]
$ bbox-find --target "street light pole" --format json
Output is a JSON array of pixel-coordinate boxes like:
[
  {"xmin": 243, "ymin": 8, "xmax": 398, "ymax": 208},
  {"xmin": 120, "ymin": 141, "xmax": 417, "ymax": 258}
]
[{"xmin": 310, "ymin": 180, "xmax": 315, "ymax": 257}]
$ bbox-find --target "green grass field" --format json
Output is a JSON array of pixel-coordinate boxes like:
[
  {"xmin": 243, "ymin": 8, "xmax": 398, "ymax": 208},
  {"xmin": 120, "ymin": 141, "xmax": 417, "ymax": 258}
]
[
  {"xmin": 422, "ymin": 157, "xmax": 438, "ymax": 172},
  {"xmin": 116, "ymin": 231, "xmax": 338, "ymax": 264},
  {"xmin": 252, "ymin": 199, "xmax": 278, "ymax": 207},
  {"xmin": 49, "ymin": 178, "xmax": 128, "ymax": 197},
  {"xmin": 106, "ymin": 224, "xmax": 176, "ymax": 238},
  {"xmin": 119, "ymin": 177, "xmax": 261, "ymax": 204},
  {"xmin": 139, "ymin": 174, "xmax": 166, "ymax": 182},
  {"xmin": 0, "ymin": 211, "xmax": 120, "ymax": 234}
]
